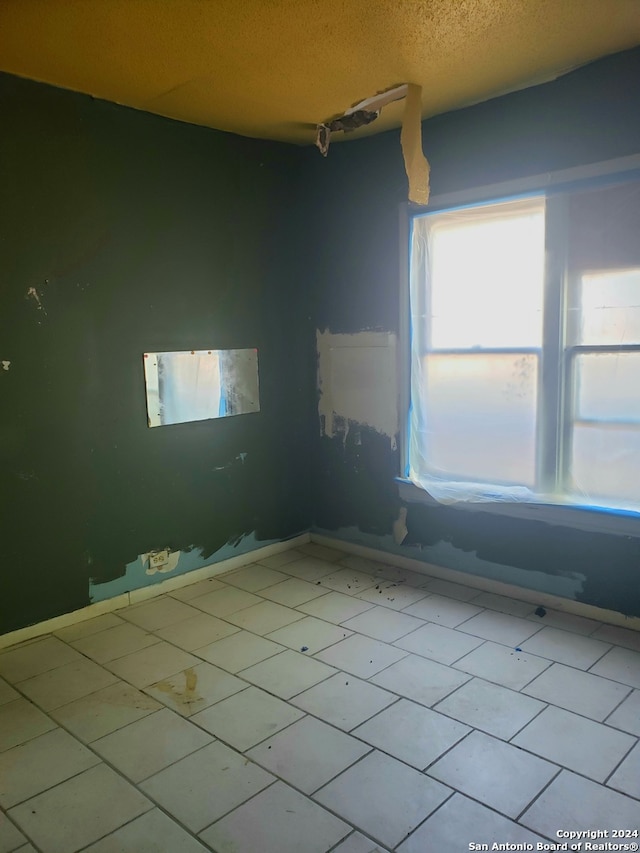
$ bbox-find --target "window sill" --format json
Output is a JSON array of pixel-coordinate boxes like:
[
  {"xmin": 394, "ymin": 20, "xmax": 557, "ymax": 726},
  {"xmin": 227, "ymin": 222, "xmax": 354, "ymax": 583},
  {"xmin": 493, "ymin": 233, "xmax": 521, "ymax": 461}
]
[{"xmin": 396, "ymin": 478, "xmax": 640, "ymax": 538}]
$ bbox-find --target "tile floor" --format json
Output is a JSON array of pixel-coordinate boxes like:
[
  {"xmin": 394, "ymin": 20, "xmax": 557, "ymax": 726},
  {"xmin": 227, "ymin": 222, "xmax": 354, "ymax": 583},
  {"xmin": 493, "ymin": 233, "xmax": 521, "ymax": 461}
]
[{"xmin": 1, "ymin": 543, "xmax": 639, "ymax": 852}]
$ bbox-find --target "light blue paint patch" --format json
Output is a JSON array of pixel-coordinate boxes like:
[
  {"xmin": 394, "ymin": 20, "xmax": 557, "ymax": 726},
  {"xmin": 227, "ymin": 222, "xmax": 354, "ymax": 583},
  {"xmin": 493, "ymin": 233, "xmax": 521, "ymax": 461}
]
[
  {"xmin": 314, "ymin": 525, "xmax": 585, "ymax": 601},
  {"xmin": 88, "ymin": 530, "xmax": 288, "ymax": 603}
]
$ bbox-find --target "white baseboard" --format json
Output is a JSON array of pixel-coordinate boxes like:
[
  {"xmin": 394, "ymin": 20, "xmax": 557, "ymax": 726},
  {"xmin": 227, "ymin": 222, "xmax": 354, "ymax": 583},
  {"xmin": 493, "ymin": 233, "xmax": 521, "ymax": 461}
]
[
  {"xmin": 0, "ymin": 533, "xmax": 310, "ymax": 651},
  {"xmin": 5, "ymin": 528, "xmax": 636, "ymax": 649},
  {"xmin": 311, "ymin": 533, "xmax": 640, "ymax": 632}
]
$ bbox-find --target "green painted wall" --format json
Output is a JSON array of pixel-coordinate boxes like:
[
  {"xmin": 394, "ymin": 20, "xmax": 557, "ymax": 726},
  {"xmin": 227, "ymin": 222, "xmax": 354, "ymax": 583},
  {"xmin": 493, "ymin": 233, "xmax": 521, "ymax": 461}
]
[
  {"xmin": 2, "ymin": 48, "xmax": 639, "ymax": 634},
  {"xmin": 0, "ymin": 73, "xmax": 315, "ymax": 633},
  {"xmin": 308, "ymin": 48, "xmax": 640, "ymax": 617}
]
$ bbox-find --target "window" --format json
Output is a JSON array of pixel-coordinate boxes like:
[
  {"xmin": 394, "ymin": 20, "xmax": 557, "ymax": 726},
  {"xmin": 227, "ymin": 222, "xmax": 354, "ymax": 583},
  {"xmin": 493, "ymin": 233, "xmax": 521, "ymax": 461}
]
[{"xmin": 407, "ymin": 179, "xmax": 640, "ymax": 514}]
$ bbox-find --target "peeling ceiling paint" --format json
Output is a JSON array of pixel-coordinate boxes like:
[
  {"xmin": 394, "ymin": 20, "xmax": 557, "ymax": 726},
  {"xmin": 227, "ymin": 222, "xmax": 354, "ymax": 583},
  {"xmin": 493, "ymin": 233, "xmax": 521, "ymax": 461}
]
[{"xmin": 0, "ymin": 0, "xmax": 639, "ymax": 144}]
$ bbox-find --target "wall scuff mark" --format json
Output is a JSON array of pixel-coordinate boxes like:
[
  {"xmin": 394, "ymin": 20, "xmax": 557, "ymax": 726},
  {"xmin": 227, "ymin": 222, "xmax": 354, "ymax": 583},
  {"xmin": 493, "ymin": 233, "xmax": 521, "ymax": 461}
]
[
  {"xmin": 26, "ymin": 286, "xmax": 47, "ymax": 315},
  {"xmin": 213, "ymin": 452, "xmax": 248, "ymax": 472}
]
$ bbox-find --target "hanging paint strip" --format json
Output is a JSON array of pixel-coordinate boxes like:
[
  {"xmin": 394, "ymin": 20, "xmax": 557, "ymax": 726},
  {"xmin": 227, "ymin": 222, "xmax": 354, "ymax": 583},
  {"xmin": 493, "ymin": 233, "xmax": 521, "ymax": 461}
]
[
  {"xmin": 316, "ymin": 84, "xmax": 408, "ymax": 157},
  {"xmin": 400, "ymin": 83, "xmax": 430, "ymax": 205},
  {"xmin": 316, "ymin": 82, "xmax": 429, "ymax": 205}
]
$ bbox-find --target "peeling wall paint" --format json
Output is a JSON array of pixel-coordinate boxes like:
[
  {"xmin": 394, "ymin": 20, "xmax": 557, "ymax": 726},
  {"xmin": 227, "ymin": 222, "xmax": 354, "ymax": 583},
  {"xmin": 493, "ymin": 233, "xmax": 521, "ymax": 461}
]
[
  {"xmin": 26, "ymin": 285, "xmax": 46, "ymax": 315},
  {"xmin": 88, "ymin": 531, "xmax": 279, "ymax": 603},
  {"xmin": 317, "ymin": 329, "xmax": 398, "ymax": 446},
  {"xmin": 308, "ymin": 49, "xmax": 640, "ymax": 618},
  {"xmin": 0, "ymin": 72, "xmax": 315, "ymax": 634},
  {"xmin": 319, "ymin": 525, "xmax": 589, "ymax": 602}
]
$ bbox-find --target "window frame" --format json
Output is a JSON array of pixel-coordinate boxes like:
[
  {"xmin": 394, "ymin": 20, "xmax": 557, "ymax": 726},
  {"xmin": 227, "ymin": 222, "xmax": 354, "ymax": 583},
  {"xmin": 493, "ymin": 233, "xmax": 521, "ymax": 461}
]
[{"xmin": 398, "ymin": 155, "xmax": 640, "ymax": 529}]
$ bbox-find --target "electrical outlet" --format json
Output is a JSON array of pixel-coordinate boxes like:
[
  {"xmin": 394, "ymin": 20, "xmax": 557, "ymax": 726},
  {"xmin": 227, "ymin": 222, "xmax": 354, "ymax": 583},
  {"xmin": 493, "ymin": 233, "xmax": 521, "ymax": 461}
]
[{"xmin": 149, "ymin": 549, "xmax": 170, "ymax": 568}]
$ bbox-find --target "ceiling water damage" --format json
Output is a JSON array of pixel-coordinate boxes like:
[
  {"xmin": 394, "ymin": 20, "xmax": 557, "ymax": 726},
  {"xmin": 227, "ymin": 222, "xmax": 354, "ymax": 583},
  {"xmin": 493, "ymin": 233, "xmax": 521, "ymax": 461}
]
[
  {"xmin": 1, "ymin": 0, "xmax": 639, "ymax": 146},
  {"xmin": 0, "ymin": 1, "xmax": 638, "ymax": 202},
  {"xmin": 315, "ymin": 82, "xmax": 430, "ymax": 204}
]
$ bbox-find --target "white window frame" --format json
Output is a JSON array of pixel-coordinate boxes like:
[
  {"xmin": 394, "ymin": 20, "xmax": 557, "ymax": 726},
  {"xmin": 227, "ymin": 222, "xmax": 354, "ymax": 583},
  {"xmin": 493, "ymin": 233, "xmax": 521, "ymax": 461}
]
[{"xmin": 398, "ymin": 155, "xmax": 640, "ymax": 531}]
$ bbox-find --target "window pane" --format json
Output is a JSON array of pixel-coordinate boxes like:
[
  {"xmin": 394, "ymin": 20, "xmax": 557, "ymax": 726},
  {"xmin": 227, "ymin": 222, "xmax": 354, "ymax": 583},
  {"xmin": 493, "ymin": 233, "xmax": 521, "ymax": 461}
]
[
  {"xmin": 427, "ymin": 199, "xmax": 545, "ymax": 349},
  {"xmin": 574, "ymin": 352, "xmax": 640, "ymax": 423},
  {"xmin": 578, "ymin": 269, "xmax": 640, "ymax": 345},
  {"xmin": 569, "ymin": 424, "xmax": 640, "ymax": 507},
  {"xmin": 421, "ymin": 353, "xmax": 538, "ymax": 485}
]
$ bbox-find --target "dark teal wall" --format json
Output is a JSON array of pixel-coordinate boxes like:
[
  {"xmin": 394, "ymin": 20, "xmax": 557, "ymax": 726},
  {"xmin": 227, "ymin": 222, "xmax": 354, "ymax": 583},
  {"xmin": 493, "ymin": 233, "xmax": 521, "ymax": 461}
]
[
  {"xmin": 0, "ymin": 73, "xmax": 315, "ymax": 633},
  {"xmin": 2, "ymin": 48, "xmax": 639, "ymax": 633},
  {"xmin": 307, "ymin": 48, "xmax": 640, "ymax": 617}
]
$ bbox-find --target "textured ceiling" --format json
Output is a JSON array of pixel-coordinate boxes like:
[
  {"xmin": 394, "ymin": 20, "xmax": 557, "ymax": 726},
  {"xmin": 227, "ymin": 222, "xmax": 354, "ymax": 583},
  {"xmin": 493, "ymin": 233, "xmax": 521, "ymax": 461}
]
[{"xmin": 0, "ymin": 0, "xmax": 639, "ymax": 145}]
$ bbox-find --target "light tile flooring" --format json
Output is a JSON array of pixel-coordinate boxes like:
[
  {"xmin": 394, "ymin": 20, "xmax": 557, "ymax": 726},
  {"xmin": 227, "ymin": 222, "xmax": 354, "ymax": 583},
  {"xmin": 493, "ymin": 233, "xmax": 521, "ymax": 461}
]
[{"xmin": 1, "ymin": 544, "xmax": 639, "ymax": 853}]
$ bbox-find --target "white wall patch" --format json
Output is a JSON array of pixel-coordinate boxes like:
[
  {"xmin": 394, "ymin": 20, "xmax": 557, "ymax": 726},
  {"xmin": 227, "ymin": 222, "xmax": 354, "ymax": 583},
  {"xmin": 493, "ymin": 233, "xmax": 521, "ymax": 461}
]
[{"xmin": 317, "ymin": 330, "xmax": 398, "ymax": 443}]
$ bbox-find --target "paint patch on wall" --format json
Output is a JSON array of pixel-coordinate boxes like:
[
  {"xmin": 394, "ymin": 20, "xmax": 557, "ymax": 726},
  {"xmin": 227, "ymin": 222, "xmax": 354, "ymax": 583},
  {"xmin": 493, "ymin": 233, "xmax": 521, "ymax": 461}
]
[
  {"xmin": 320, "ymin": 524, "xmax": 587, "ymax": 603},
  {"xmin": 317, "ymin": 330, "xmax": 398, "ymax": 444},
  {"xmin": 88, "ymin": 531, "xmax": 281, "ymax": 603},
  {"xmin": 1, "ymin": 361, "xmax": 10, "ymax": 371}
]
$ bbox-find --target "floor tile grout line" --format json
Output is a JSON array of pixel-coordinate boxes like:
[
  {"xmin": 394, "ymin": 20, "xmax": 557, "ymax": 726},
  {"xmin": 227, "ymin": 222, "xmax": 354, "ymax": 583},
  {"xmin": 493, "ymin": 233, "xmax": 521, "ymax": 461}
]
[
  {"xmin": 428, "ymin": 637, "xmax": 491, "ymax": 668},
  {"xmin": 387, "ymin": 787, "xmax": 457, "ymax": 852},
  {"xmin": 11, "ymin": 605, "xmax": 390, "ymax": 722},
  {"xmin": 425, "ymin": 738, "xmax": 565, "ymax": 831},
  {"xmin": 1, "ymin": 804, "xmax": 47, "ymax": 853},
  {"xmin": 426, "ymin": 682, "xmax": 547, "ymax": 742},
  {"xmin": 601, "ymin": 685, "xmax": 637, "ymax": 726},
  {"xmin": 70, "ymin": 804, "xmax": 194, "ymax": 853},
  {"xmin": 447, "ymin": 630, "xmax": 637, "ymax": 687},
  {"xmin": 519, "ymin": 665, "xmax": 640, "ymax": 710},
  {"xmin": 5, "ymin": 601, "xmax": 640, "ymax": 755},
  {"xmin": 3, "ymin": 758, "xmax": 103, "ymax": 813},
  {"xmin": 289, "ymin": 686, "xmax": 405, "ymax": 735},
  {"xmin": 601, "ymin": 735, "xmax": 640, "ymax": 788},
  {"xmin": 304, "ymin": 749, "xmax": 410, "ymax": 851},
  {"xmin": 512, "ymin": 657, "xmax": 555, "ymax": 693},
  {"xmin": 502, "ymin": 726, "xmax": 640, "ymax": 793},
  {"xmin": 340, "ymin": 702, "xmax": 475, "ymax": 788},
  {"xmin": 3, "ymin": 568, "xmax": 640, "ymax": 850},
  {"xmin": 449, "ymin": 651, "xmax": 550, "ymax": 689},
  {"xmin": 585, "ymin": 641, "xmax": 619, "ymax": 672},
  {"xmin": 3, "ymin": 701, "xmax": 246, "ymax": 846},
  {"xmin": 519, "ymin": 679, "xmax": 636, "ymax": 727},
  {"xmin": 190, "ymin": 777, "xmax": 282, "ymax": 842},
  {"xmin": 63, "ymin": 723, "xmax": 286, "ymax": 849},
  {"xmin": 325, "ymin": 829, "xmax": 369, "ymax": 853},
  {"xmin": 7, "ymin": 620, "xmax": 624, "ymax": 766},
  {"xmin": 513, "ymin": 764, "xmax": 564, "ymax": 833},
  {"xmin": 420, "ymin": 726, "xmax": 479, "ymax": 777},
  {"xmin": 193, "ymin": 775, "xmax": 363, "ymax": 847},
  {"xmin": 505, "ymin": 696, "xmax": 550, "ymax": 741},
  {"xmin": 309, "ymin": 643, "xmax": 412, "ymax": 682}
]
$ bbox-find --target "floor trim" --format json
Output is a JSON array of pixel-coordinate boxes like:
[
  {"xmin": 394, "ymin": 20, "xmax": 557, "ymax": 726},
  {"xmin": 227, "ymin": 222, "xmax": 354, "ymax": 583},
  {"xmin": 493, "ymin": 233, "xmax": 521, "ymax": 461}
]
[
  {"xmin": 311, "ymin": 532, "xmax": 640, "ymax": 632},
  {"xmin": 5, "ymin": 528, "xmax": 637, "ymax": 650},
  {"xmin": 0, "ymin": 533, "xmax": 311, "ymax": 650}
]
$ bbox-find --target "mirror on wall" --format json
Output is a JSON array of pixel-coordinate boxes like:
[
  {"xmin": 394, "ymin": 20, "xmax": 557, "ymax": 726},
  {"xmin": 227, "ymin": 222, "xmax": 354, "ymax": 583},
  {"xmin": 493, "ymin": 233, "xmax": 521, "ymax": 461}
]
[{"xmin": 143, "ymin": 349, "xmax": 260, "ymax": 427}]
